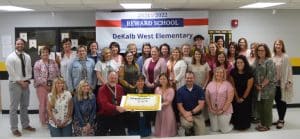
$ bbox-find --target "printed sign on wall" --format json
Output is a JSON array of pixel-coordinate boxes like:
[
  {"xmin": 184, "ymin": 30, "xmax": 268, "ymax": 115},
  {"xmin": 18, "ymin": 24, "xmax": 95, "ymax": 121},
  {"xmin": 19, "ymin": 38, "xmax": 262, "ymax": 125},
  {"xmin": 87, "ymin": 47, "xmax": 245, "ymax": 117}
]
[{"xmin": 96, "ymin": 11, "xmax": 208, "ymax": 52}]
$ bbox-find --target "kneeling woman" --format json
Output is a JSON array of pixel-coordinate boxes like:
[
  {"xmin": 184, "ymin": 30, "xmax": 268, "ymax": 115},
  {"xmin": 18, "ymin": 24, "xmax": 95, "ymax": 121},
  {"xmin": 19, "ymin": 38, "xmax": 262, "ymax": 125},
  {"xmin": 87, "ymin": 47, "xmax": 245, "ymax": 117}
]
[
  {"xmin": 47, "ymin": 77, "xmax": 73, "ymax": 137},
  {"xmin": 73, "ymin": 80, "xmax": 97, "ymax": 136}
]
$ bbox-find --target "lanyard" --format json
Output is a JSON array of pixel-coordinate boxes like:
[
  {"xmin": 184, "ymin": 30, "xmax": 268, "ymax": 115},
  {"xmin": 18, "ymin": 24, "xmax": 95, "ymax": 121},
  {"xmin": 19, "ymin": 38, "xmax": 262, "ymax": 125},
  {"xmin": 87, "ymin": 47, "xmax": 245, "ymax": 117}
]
[
  {"xmin": 214, "ymin": 82, "xmax": 222, "ymax": 108},
  {"xmin": 106, "ymin": 84, "xmax": 117, "ymax": 105},
  {"xmin": 44, "ymin": 60, "xmax": 50, "ymax": 80}
]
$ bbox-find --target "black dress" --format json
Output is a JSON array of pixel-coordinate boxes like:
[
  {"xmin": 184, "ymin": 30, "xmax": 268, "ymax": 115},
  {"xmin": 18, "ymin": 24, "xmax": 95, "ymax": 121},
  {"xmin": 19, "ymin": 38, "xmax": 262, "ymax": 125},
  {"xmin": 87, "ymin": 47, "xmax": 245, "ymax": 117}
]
[{"xmin": 231, "ymin": 70, "xmax": 253, "ymax": 130}]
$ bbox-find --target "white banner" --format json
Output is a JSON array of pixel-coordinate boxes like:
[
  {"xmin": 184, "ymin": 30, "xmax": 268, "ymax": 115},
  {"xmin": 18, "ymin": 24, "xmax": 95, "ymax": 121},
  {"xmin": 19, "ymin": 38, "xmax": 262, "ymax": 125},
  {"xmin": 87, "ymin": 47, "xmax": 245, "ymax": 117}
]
[{"xmin": 96, "ymin": 11, "xmax": 208, "ymax": 52}]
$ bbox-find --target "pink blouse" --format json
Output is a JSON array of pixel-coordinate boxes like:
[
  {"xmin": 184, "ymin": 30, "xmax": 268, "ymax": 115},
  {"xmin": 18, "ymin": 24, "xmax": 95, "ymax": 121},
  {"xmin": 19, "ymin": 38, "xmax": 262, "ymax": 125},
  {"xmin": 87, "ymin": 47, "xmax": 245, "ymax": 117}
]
[
  {"xmin": 206, "ymin": 81, "xmax": 233, "ymax": 114},
  {"xmin": 34, "ymin": 59, "xmax": 60, "ymax": 87}
]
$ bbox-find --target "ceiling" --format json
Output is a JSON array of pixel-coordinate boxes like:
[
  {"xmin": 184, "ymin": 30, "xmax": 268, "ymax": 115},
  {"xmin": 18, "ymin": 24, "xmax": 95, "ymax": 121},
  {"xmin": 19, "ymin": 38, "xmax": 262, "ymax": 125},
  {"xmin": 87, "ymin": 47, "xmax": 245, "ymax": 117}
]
[{"xmin": 0, "ymin": 0, "xmax": 300, "ymax": 12}]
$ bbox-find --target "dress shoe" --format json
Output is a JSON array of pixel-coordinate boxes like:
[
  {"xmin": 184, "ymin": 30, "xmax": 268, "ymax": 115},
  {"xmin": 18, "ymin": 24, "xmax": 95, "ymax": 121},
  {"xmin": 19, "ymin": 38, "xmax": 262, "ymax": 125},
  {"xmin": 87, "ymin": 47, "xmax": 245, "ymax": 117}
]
[
  {"xmin": 23, "ymin": 126, "xmax": 36, "ymax": 132},
  {"xmin": 12, "ymin": 130, "xmax": 22, "ymax": 137}
]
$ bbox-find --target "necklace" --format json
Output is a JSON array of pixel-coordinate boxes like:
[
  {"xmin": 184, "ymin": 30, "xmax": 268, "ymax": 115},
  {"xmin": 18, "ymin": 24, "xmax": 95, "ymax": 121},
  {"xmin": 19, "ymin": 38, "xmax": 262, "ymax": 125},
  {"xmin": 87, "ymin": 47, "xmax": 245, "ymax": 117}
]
[{"xmin": 214, "ymin": 81, "xmax": 222, "ymax": 108}]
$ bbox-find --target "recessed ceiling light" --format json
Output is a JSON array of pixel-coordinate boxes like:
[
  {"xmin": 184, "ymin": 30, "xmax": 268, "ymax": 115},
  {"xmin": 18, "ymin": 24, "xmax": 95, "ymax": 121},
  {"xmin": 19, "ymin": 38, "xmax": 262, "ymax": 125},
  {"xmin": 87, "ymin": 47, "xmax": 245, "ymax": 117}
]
[
  {"xmin": 240, "ymin": 2, "xmax": 285, "ymax": 9},
  {"xmin": 120, "ymin": 3, "xmax": 152, "ymax": 9},
  {"xmin": 0, "ymin": 5, "xmax": 34, "ymax": 11}
]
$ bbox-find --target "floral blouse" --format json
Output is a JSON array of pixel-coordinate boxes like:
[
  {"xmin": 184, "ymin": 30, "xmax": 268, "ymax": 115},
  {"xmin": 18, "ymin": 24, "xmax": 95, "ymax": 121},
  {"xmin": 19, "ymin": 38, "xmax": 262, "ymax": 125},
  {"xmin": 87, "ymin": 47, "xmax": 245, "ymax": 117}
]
[
  {"xmin": 34, "ymin": 59, "xmax": 60, "ymax": 87},
  {"xmin": 48, "ymin": 90, "xmax": 72, "ymax": 128},
  {"xmin": 253, "ymin": 58, "xmax": 276, "ymax": 99}
]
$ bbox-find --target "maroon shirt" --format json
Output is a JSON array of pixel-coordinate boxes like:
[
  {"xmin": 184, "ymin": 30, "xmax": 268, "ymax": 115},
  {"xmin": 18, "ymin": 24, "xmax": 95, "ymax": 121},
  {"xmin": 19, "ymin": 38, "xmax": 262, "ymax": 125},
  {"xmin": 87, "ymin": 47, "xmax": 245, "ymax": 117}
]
[
  {"xmin": 148, "ymin": 60, "xmax": 158, "ymax": 83},
  {"xmin": 97, "ymin": 84, "xmax": 124, "ymax": 116}
]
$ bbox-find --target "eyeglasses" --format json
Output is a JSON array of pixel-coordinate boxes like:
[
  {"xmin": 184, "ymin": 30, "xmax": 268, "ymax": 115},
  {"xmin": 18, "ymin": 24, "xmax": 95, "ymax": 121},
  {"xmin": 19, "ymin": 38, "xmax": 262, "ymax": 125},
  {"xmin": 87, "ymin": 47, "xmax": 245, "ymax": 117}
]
[{"xmin": 257, "ymin": 49, "xmax": 265, "ymax": 52}]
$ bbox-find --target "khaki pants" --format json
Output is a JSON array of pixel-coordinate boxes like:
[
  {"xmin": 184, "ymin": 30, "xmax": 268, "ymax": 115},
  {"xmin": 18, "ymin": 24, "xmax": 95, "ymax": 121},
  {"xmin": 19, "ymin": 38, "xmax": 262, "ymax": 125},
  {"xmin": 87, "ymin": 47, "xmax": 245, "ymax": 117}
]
[
  {"xmin": 180, "ymin": 114, "xmax": 206, "ymax": 135},
  {"xmin": 208, "ymin": 112, "xmax": 233, "ymax": 133}
]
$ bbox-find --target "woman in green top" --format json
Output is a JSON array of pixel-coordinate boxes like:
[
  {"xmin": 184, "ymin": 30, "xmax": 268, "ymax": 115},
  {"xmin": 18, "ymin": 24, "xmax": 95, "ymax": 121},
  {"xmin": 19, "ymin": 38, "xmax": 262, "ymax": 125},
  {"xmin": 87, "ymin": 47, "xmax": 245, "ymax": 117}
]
[{"xmin": 253, "ymin": 43, "xmax": 276, "ymax": 131}]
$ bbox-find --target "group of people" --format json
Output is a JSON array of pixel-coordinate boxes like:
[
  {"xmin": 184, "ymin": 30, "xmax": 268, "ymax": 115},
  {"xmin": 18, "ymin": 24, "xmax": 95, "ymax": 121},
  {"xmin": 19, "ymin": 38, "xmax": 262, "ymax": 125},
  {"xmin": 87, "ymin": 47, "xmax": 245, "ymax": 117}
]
[{"xmin": 5, "ymin": 35, "xmax": 294, "ymax": 137}]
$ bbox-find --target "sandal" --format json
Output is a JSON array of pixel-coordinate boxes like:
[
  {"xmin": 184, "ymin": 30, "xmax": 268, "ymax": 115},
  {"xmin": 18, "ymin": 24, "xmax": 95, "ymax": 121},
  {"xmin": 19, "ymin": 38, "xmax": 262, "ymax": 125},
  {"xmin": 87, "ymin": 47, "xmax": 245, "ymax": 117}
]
[
  {"xmin": 255, "ymin": 126, "xmax": 270, "ymax": 131},
  {"xmin": 276, "ymin": 120, "xmax": 285, "ymax": 129}
]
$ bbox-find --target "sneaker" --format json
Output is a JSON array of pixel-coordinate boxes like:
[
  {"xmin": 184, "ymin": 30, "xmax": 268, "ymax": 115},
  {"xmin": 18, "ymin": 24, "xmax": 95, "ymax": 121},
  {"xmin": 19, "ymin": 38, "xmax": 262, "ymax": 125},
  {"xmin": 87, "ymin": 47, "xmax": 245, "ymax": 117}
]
[
  {"xmin": 12, "ymin": 130, "xmax": 22, "ymax": 137},
  {"xmin": 23, "ymin": 126, "xmax": 36, "ymax": 132}
]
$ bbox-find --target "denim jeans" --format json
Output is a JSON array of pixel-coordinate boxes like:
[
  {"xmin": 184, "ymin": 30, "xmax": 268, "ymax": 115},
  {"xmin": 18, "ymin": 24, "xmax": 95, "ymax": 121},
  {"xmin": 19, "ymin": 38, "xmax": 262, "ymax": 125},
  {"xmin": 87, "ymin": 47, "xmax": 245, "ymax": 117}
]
[{"xmin": 49, "ymin": 123, "xmax": 72, "ymax": 137}]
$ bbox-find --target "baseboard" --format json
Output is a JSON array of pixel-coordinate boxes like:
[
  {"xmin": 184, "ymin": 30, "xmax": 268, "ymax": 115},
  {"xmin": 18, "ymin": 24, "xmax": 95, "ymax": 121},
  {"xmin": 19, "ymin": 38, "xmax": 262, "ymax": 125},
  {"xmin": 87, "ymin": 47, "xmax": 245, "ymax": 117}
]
[{"xmin": 2, "ymin": 110, "xmax": 39, "ymax": 114}]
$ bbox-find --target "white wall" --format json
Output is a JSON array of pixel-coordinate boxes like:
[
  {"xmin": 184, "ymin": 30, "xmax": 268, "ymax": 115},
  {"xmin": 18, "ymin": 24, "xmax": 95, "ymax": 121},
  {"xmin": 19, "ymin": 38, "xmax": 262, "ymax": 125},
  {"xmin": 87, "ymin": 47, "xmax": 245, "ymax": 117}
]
[
  {"xmin": 0, "ymin": 11, "xmax": 95, "ymax": 110},
  {"xmin": 208, "ymin": 9, "xmax": 300, "ymax": 57},
  {"xmin": 209, "ymin": 9, "xmax": 300, "ymax": 104},
  {"xmin": 0, "ymin": 10, "xmax": 299, "ymax": 111}
]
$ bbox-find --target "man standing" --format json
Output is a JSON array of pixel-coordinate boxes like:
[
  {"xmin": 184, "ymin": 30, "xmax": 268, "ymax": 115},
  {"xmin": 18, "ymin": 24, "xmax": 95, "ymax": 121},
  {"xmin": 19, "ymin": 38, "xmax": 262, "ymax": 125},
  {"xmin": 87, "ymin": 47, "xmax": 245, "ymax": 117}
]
[
  {"xmin": 176, "ymin": 71, "xmax": 206, "ymax": 136},
  {"xmin": 191, "ymin": 34, "xmax": 207, "ymax": 55},
  {"xmin": 5, "ymin": 38, "xmax": 36, "ymax": 136}
]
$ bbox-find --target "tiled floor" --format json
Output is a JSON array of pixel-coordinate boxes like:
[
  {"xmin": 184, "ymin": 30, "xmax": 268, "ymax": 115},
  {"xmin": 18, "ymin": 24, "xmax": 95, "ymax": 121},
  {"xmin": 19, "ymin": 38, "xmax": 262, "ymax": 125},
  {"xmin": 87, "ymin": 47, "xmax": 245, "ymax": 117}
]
[{"xmin": 1, "ymin": 108, "xmax": 300, "ymax": 138}]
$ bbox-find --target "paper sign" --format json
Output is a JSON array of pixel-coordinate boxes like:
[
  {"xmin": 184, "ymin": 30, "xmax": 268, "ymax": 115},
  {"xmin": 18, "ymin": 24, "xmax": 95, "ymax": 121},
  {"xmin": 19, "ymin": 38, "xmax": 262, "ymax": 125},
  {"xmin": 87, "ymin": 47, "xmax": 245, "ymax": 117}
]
[
  {"xmin": 71, "ymin": 39, "xmax": 78, "ymax": 48},
  {"xmin": 29, "ymin": 39, "xmax": 37, "ymax": 48},
  {"xmin": 19, "ymin": 33, "xmax": 28, "ymax": 42},
  {"xmin": 61, "ymin": 33, "xmax": 69, "ymax": 40}
]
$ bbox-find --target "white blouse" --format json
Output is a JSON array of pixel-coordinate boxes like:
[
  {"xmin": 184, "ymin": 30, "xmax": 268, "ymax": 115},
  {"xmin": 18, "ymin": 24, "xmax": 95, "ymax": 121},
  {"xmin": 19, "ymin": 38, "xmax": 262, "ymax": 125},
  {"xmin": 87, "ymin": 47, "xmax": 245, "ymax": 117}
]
[{"xmin": 48, "ymin": 90, "xmax": 72, "ymax": 128}]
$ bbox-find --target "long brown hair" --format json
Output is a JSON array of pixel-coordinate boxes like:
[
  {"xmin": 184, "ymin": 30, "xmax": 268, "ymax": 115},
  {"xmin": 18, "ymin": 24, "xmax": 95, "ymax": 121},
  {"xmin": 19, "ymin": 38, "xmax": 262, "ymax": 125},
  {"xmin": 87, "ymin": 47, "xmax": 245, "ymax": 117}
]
[{"xmin": 273, "ymin": 39, "xmax": 286, "ymax": 54}]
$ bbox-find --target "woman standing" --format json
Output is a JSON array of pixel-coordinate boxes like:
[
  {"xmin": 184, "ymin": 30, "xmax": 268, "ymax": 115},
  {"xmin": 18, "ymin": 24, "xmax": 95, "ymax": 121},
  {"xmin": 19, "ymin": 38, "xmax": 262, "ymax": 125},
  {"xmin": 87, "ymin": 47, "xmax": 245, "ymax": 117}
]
[
  {"xmin": 237, "ymin": 38, "xmax": 250, "ymax": 57},
  {"xmin": 159, "ymin": 43, "xmax": 171, "ymax": 63},
  {"xmin": 119, "ymin": 51, "xmax": 140, "ymax": 94},
  {"xmin": 137, "ymin": 43, "xmax": 151, "ymax": 72},
  {"xmin": 216, "ymin": 52, "xmax": 233, "ymax": 78},
  {"xmin": 188, "ymin": 49, "xmax": 210, "ymax": 88},
  {"xmin": 34, "ymin": 46, "xmax": 60, "ymax": 126},
  {"xmin": 272, "ymin": 40, "xmax": 294, "ymax": 129},
  {"xmin": 143, "ymin": 46, "xmax": 167, "ymax": 89},
  {"xmin": 109, "ymin": 42, "xmax": 123, "ymax": 66},
  {"xmin": 87, "ymin": 41, "xmax": 100, "ymax": 64},
  {"xmin": 94, "ymin": 47, "xmax": 119, "ymax": 87},
  {"xmin": 154, "ymin": 73, "xmax": 177, "ymax": 137},
  {"xmin": 73, "ymin": 80, "xmax": 97, "ymax": 136},
  {"xmin": 47, "ymin": 77, "xmax": 73, "ymax": 137},
  {"xmin": 127, "ymin": 43, "xmax": 138, "ymax": 60},
  {"xmin": 249, "ymin": 42, "xmax": 258, "ymax": 65},
  {"xmin": 253, "ymin": 43, "xmax": 276, "ymax": 131},
  {"xmin": 206, "ymin": 43, "xmax": 218, "ymax": 81},
  {"xmin": 59, "ymin": 38, "xmax": 76, "ymax": 80},
  {"xmin": 230, "ymin": 55, "xmax": 254, "ymax": 130},
  {"xmin": 181, "ymin": 44, "xmax": 192, "ymax": 66},
  {"xmin": 206, "ymin": 67, "xmax": 234, "ymax": 133},
  {"xmin": 227, "ymin": 42, "xmax": 238, "ymax": 66},
  {"xmin": 167, "ymin": 47, "xmax": 187, "ymax": 90}
]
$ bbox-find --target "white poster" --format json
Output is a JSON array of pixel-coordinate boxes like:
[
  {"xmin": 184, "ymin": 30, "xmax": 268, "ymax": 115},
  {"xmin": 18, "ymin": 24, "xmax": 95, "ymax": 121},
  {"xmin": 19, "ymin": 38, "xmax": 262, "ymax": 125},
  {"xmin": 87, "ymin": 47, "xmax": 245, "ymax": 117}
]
[
  {"xmin": 71, "ymin": 39, "xmax": 78, "ymax": 48},
  {"xmin": 96, "ymin": 11, "xmax": 208, "ymax": 52},
  {"xmin": 29, "ymin": 39, "xmax": 37, "ymax": 48},
  {"xmin": 61, "ymin": 33, "xmax": 69, "ymax": 40},
  {"xmin": 19, "ymin": 32, "xmax": 28, "ymax": 42}
]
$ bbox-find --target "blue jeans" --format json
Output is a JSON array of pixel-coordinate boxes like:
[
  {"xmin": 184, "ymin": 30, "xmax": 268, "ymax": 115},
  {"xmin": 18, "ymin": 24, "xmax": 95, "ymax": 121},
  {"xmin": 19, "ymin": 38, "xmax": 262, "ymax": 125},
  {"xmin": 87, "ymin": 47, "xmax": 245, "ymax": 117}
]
[{"xmin": 49, "ymin": 123, "xmax": 72, "ymax": 137}]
